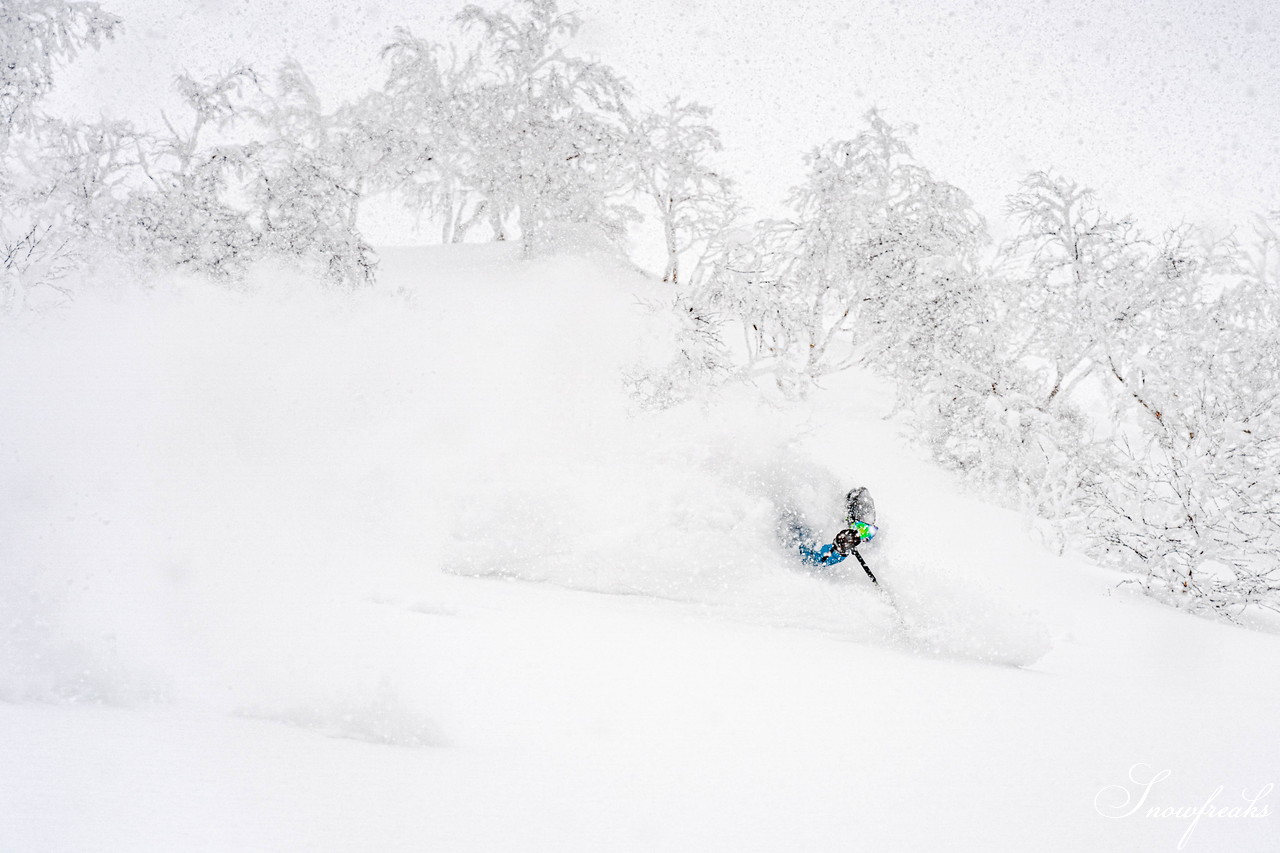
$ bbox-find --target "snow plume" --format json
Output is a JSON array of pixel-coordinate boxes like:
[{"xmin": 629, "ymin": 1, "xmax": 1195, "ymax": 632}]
[
  {"xmin": 443, "ymin": 390, "xmax": 891, "ymax": 632},
  {"xmin": 0, "ymin": 263, "xmax": 450, "ymax": 728},
  {"xmin": 0, "ymin": 247, "xmax": 1051, "ymax": 721}
]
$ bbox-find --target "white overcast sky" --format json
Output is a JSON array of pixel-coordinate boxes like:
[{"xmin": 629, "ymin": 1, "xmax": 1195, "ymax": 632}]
[{"xmin": 51, "ymin": 0, "xmax": 1280, "ymax": 242}]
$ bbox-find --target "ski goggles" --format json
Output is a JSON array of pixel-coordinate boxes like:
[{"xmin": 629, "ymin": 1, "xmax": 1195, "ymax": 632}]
[{"xmin": 849, "ymin": 520, "xmax": 877, "ymax": 542}]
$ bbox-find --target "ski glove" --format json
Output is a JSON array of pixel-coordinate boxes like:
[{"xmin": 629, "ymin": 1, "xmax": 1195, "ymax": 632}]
[{"xmin": 833, "ymin": 527, "xmax": 860, "ymax": 556}]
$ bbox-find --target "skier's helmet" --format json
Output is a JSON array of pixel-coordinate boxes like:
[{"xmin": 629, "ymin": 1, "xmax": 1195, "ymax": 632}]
[{"xmin": 846, "ymin": 487, "xmax": 876, "ymax": 526}]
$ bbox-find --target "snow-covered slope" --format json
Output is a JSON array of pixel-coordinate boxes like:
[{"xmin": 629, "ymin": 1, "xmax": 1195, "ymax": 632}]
[{"xmin": 2, "ymin": 247, "xmax": 1277, "ymax": 851}]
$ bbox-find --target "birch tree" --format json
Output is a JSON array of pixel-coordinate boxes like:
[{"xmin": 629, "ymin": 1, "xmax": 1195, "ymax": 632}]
[
  {"xmin": 629, "ymin": 97, "xmax": 738, "ymax": 284},
  {"xmin": 1, "ymin": 0, "xmax": 123, "ymax": 308},
  {"xmin": 115, "ymin": 65, "xmax": 261, "ymax": 279},
  {"xmin": 454, "ymin": 0, "xmax": 637, "ymax": 252},
  {"xmin": 696, "ymin": 110, "xmax": 985, "ymax": 395},
  {"xmin": 375, "ymin": 27, "xmax": 486, "ymax": 243},
  {"xmin": 0, "ymin": 0, "xmax": 121, "ymax": 150},
  {"xmin": 244, "ymin": 61, "xmax": 379, "ymax": 287}
]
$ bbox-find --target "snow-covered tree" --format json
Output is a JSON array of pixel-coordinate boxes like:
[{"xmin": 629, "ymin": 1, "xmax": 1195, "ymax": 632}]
[
  {"xmin": 0, "ymin": 0, "xmax": 121, "ymax": 150},
  {"xmin": 454, "ymin": 0, "xmax": 638, "ymax": 253},
  {"xmin": 628, "ymin": 97, "xmax": 738, "ymax": 284},
  {"xmin": 1076, "ymin": 224, "xmax": 1280, "ymax": 618},
  {"xmin": 1245, "ymin": 211, "xmax": 1280, "ymax": 290},
  {"xmin": 623, "ymin": 293, "xmax": 732, "ymax": 409},
  {"xmin": 972, "ymin": 173, "xmax": 1280, "ymax": 617},
  {"xmin": 687, "ymin": 220, "xmax": 802, "ymax": 390},
  {"xmin": 371, "ymin": 1, "xmax": 639, "ymax": 253},
  {"xmin": 113, "ymin": 65, "xmax": 261, "ymax": 280},
  {"xmin": 111, "ymin": 61, "xmax": 381, "ymax": 287},
  {"xmin": 994, "ymin": 172, "xmax": 1161, "ymax": 412},
  {"xmin": 243, "ymin": 61, "xmax": 379, "ymax": 287},
  {"xmin": 696, "ymin": 110, "xmax": 985, "ymax": 395},
  {"xmin": 1084, "ymin": 308, "xmax": 1280, "ymax": 617},
  {"xmin": 375, "ymin": 27, "xmax": 485, "ymax": 243},
  {"xmin": 803, "ymin": 112, "xmax": 986, "ymax": 381},
  {"xmin": 2, "ymin": 116, "xmax": 139, "ymax": 307},
  {"xmin": 0, "ymin": 1, "xmax": 123, "ymax": 308}
]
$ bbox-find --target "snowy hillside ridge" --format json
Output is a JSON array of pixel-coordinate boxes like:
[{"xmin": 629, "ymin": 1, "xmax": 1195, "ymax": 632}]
[
  {"xmin": 6, "ymin": 0, "xmax": 1278, "ymax": 623},
  {"xmin": 3, "ymin": 250, "xmax": 1279, "ymax": 852}
]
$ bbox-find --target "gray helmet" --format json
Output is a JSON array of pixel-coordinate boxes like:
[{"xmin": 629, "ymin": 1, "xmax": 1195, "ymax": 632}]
[{"xmin": 845, "ymin": 487, "xmax": 876, "ymax": 526}]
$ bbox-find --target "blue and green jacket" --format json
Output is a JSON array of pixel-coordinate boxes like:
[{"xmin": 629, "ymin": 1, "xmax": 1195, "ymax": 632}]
[{"xmin": 799, "ymin": 541, "xmax": 846, "ymax": 566}]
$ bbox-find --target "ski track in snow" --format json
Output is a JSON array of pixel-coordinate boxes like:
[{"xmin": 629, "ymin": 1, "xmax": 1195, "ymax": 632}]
[{"xmin": 2, "ymin": 246, "xmax": 1278, "ymax": 851}]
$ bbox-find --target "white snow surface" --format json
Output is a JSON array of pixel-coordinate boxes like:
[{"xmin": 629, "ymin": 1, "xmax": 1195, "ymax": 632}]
[{"xmin": 2, "ymin": 246, "xmax": 1277, "ymax": 851}]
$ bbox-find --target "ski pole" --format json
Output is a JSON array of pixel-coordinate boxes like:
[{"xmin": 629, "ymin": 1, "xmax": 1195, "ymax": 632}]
[{"xmin": 851, "ymin": 546, "xmax": 878, "ymax": 585}]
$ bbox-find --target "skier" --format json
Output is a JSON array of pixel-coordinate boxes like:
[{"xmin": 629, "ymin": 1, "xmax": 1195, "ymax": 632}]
[{"xmin": 794, "ymin": 487, "xmax": 880, "ymax": 582}]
